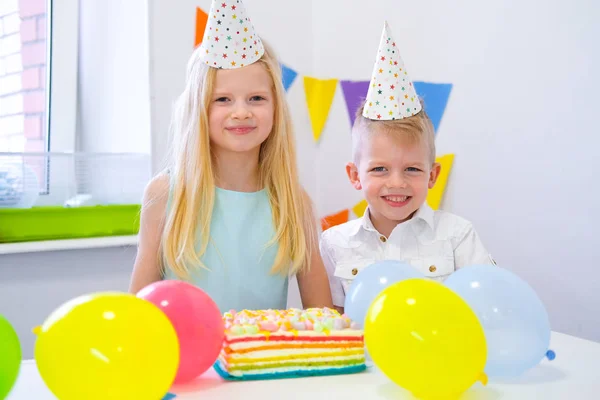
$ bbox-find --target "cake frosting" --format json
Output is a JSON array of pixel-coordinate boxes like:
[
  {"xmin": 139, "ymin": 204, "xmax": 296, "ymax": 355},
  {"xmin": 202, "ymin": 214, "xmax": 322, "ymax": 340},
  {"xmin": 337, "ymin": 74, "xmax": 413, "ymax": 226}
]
[{"xmin": 214, "ymin": 307, "xmax": 366, "ymax": 380}]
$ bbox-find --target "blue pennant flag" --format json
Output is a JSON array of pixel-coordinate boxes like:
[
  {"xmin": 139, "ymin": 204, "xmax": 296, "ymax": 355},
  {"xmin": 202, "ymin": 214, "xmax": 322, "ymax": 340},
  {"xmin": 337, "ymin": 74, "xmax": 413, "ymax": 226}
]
[
  {"xmin": 413, "ymin": 82, "xmax": 453, "ymax": 135},
  {"xmin": 281, "ymin": 64, "xmax": 298, "ymax": 92}
]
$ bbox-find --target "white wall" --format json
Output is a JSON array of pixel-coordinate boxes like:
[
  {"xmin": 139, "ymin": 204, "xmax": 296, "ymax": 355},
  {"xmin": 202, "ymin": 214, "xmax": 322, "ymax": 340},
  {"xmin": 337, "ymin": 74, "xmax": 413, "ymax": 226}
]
[{"xmin": 77, "ymin": 0, "xmax": 151, "ymax": 154}]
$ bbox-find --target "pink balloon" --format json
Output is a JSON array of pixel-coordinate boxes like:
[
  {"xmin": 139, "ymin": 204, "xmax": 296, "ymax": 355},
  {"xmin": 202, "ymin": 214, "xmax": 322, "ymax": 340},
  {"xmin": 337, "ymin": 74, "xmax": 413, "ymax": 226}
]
[{"xmin": 137, "ymin": 280, "xmax": 224, "ymax": 383}]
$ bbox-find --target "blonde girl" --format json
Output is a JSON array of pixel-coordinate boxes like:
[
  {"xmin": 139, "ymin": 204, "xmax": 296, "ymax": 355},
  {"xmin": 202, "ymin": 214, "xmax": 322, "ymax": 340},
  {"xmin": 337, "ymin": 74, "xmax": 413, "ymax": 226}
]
[{"xmin": 129, "ymin": 0, "xmax": 332, "ymax": 311}]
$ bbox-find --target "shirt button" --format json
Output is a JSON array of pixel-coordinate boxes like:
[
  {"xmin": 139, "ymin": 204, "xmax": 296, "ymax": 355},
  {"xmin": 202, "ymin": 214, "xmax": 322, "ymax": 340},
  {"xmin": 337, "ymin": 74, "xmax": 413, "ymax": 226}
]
[
  {"xmin": 429, "ymin": 265, "xmax": 437, "ymax": 273},
  {"xmin": 379, "ymin": 235, "xmax": 387, "ymax": 243},
  {"xmin": 352, "ymin": 268, "xmax": 358, "ymax": 276}
]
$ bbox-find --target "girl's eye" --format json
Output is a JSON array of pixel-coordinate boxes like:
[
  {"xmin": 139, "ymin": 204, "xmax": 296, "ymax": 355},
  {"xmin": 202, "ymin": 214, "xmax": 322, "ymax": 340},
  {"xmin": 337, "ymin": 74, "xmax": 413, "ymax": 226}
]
[
  {"xmin": 371, "ymin": 167, "xmax": 386, "ymax": 172},
  {"xmin": 250, "ymin": 96, "xmax": 265, "ymax": 101},
  {"xmin": 215, "ymin": 97, "xmax": 229, "ymax": 102}
]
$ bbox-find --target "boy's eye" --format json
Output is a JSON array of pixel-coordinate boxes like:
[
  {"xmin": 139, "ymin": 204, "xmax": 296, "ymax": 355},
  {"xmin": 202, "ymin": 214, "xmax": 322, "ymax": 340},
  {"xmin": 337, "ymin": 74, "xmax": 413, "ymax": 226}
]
[
  {"xmin": 406, "ymin": 167, "xmax": 422, "ymax": 172},
  {"xmin": 371, "ymin": 166, "xmax": 386, "ymax": 172}
]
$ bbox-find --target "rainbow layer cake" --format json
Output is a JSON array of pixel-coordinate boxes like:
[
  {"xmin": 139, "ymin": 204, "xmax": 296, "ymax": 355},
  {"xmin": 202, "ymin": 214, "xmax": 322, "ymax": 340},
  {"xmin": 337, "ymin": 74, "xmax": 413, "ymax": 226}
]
[{"xmin": 214, "ymin": 308, "xmax": 366, "ymax": 380}]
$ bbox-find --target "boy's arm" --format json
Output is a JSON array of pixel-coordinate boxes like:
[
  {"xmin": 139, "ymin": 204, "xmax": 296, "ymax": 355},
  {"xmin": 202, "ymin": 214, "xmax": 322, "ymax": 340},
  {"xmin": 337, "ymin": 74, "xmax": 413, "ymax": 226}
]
[
  {"xmin": 454, "ymin": 223, "xmax": 496, "ymax": 269},
  {"xmin": 319, "ymin": 234, "xmax": 346, "ymax": 314}
]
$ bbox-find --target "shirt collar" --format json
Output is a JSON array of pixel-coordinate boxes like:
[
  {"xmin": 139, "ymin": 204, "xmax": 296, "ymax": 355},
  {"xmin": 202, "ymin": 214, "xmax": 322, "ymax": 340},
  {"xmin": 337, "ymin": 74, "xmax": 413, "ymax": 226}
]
[
  {"xmin": 413, "ymin": 202, "xmax": 435, "ymax": 231},
  {"xmin": 349, "ymin": 203, "xmax": 435, "ymax": 237}
]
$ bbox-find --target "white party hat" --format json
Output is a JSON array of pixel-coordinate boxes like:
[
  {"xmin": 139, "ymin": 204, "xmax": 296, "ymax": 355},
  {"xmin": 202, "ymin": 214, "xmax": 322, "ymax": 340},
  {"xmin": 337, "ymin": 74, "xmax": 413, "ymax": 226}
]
[
  {"xmin": 198, "ymin": 0, "xmax": 265, "ymax": 69},
  {"xmin": 362, "ymin": 22, "xmax": 422, "ymax": 120}
]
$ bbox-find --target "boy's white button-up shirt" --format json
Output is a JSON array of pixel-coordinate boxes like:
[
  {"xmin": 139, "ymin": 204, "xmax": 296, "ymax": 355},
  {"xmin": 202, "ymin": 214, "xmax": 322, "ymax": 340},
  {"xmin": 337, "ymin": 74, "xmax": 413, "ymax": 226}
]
[{"xmin": 320, "ymin": 203, "xmax": 494, "ymax": 307}]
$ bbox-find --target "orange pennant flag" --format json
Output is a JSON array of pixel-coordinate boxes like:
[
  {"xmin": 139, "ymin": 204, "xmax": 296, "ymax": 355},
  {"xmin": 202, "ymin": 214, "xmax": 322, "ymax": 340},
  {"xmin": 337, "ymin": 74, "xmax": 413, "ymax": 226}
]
[
  {"xmin": 321, "ymin": 209, "xmax": 349, "ymax": 231},
  {"xmin": 194, "ymin": 7, "xmax": 209, "ymax": 48}
]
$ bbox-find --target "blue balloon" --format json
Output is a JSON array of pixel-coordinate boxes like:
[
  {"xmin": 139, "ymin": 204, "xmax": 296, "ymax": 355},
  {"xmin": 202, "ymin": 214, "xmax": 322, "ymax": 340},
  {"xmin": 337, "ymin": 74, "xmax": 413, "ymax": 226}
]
[
  {"xmin": 344, "ymin": 260, "xmax": 424, "ymax": 327},
  {"xmin": 444, "ymin": 265, "xmax": 554, "ymax": 378}
]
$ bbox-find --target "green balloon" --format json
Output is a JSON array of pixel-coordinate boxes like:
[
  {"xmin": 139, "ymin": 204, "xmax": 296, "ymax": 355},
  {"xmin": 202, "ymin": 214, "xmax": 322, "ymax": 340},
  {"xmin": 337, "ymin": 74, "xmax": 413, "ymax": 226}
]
[{"xmin": 0, "ymin": 315, "xmax": 21, "ymax": 400}]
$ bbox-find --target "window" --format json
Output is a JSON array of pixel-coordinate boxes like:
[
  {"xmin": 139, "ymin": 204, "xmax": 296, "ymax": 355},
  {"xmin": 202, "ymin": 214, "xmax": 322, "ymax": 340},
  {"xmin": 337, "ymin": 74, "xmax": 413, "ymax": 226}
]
[
  {"xmin": 0, "ymin": 0, "xmax": 78, "ymax": 203},
  {"xmin": 0, "ymin": 0, "xmax": 78, "ymax": 155},
  {"xmin": 0, "ymin": 0, "xmax": 49, "ymax": 154},
  {"xmin": 0, "ymin": 0, "xmax": 148, "ymax": 244}
]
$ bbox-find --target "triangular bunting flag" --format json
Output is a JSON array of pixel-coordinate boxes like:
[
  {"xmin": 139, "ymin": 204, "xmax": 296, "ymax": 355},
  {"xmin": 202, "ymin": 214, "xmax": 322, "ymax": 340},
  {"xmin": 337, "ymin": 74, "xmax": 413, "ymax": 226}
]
[
  {"xmin": 303, "ymin": 77, "xmax": 338, "ymax": 142},
  {"xmin": 352, "ymin": 200, "xmax": 368, "ymax": 218},
  {"xmin": 426, "ymin": 153, "xmax": 454, "ymax": 210},
  {"xmin": 340, "ymin": 80, "xmax": 370, "ymax": 126},
  {"xmin": 194, "ymin": 7, "xmax": 208, "ymax": 48},
  {"xmin": 321, "ymin": 209, "xmax": 349, "ymax": 231},
  {"xmin": 281, "ymin": 64, "xmax": 298, "ymax": 92},
  {"xmin": 413, "ymin": 82, "xmax": 453, "ymax": 134}
]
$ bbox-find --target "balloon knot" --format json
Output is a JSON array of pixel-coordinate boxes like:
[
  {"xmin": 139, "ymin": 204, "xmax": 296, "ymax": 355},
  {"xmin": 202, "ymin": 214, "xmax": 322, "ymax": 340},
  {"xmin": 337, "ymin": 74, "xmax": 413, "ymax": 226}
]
[
  {"xmin": 546, "ymin": 349, "xmax": 556, "ymax": 361},
  {"xmin": 479, "ymin": 372, "xmax": 488, "ymax": 386},
  {"xmin": 32, "ymin": 325, "xmax": 42, "ymax": 335}
]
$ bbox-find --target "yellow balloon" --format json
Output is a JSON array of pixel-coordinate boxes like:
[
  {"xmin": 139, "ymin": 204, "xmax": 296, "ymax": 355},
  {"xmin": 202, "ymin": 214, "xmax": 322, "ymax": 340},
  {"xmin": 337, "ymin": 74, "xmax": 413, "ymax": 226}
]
[
  {"xmin": 365, "ymin": 279, "xmax": 487, "ymax": 399},
  {"xmin": 34, "ymin": 292, "xmax": 179, "ymax": 400}
]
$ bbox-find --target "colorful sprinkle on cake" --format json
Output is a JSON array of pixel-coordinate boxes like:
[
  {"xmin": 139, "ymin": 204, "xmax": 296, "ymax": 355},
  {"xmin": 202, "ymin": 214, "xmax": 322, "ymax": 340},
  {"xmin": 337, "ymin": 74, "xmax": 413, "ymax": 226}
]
[{"xmin": 214, "ymin": 308, "xmax": 366, "ymax": 380}]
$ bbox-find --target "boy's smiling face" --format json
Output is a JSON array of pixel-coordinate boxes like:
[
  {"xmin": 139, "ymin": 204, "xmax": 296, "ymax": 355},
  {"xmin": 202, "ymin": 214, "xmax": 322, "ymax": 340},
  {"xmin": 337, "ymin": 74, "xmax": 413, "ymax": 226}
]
[{"xmin": 347, "ymin": 126, "xmax": 440, "ymax": 235}]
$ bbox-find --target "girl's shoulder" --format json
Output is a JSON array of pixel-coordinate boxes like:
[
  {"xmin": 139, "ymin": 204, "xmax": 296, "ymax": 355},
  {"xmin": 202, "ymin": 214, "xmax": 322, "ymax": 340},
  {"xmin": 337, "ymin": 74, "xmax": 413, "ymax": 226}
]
[
  {"xmin": 141, "ymin": 172, "xmax": 171, "ymax": 218},
  {"xmin": 144, "ymin": 173, "xmax": 170, "ymax": 201}
]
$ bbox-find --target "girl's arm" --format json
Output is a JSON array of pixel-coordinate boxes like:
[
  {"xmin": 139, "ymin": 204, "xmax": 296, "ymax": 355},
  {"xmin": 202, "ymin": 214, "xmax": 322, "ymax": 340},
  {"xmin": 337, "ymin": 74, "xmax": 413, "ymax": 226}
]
[
  {"xmin": 296, "ymin": 191, "xmax": 334, "ymax": 309},
  {"xmin": 297, "ymin": 243, "xmax": 335, "ymax": 309},
  {"xmin": 128, "ymin": 174, "xmax": 170, "ymax": 294},
  {"xmin": 319, "ymin": 236, "xmax": 345, "ymax": 315}
]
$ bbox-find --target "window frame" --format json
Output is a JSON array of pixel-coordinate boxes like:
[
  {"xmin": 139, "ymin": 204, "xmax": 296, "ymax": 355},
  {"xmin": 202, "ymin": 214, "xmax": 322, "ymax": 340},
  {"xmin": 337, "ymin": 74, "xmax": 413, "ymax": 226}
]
[
  {"xmin": 47, "ymin": 0, "xmax": 79, "ymax": 154},
  {"xmin": 31, "ymin": 0, "xmax": 79, "ymax": 204}
]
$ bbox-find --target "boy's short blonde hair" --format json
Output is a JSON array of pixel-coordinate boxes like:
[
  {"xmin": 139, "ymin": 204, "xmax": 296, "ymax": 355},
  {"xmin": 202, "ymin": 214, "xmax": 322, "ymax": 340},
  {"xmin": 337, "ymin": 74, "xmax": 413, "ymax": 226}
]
[{"xmin": 351, "ymin": 99, "xmax": 436, "ymax": 165}]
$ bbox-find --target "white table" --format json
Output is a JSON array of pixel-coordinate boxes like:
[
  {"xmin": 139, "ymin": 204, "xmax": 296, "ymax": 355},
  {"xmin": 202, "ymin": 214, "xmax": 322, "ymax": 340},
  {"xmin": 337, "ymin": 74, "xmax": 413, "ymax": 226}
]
[{"xmin": 8, "ymin": 332, "xmax": 600, "ymax": 399}]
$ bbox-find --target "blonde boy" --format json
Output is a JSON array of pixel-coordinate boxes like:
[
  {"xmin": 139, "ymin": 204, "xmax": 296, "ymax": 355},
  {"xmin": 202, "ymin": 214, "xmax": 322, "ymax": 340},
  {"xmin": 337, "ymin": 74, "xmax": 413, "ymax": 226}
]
[{"xmin": 320, "ymin": 22, "xmax": 493, "ymax": 311}]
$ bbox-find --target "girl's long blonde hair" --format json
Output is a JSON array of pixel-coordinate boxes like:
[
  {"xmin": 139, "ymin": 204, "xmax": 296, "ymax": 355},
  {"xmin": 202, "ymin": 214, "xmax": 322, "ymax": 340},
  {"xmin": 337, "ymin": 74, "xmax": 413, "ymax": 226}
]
[{"xmin": 161, "ymin": 41, "xmax": 316, "ymax": 280}]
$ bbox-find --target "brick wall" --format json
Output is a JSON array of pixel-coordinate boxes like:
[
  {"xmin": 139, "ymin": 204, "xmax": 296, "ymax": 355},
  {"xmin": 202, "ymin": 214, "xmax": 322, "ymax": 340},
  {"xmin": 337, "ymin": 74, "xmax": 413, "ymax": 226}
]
[{"xmin": 0, "ymin": 0, "xmax": 47, "ymax": 153}]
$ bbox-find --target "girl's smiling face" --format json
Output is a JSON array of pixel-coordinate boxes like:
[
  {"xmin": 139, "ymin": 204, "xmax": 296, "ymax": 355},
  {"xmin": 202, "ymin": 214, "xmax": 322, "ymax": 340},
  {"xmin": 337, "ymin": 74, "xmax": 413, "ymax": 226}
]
[{"xmin": 208, "ymin": 62, "xmax": 274, "ymax": 157}]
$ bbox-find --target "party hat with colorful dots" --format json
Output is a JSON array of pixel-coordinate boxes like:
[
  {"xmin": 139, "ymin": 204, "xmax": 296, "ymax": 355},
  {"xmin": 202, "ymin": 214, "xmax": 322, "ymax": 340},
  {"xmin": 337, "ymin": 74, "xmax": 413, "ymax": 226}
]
[
  {"xmin": 198, "ymin": 0, "xmax": 265, "ymax": 69},
  {"xmin": 362, "ymin": 21, "xmax": 422, "ymax": 120}
]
